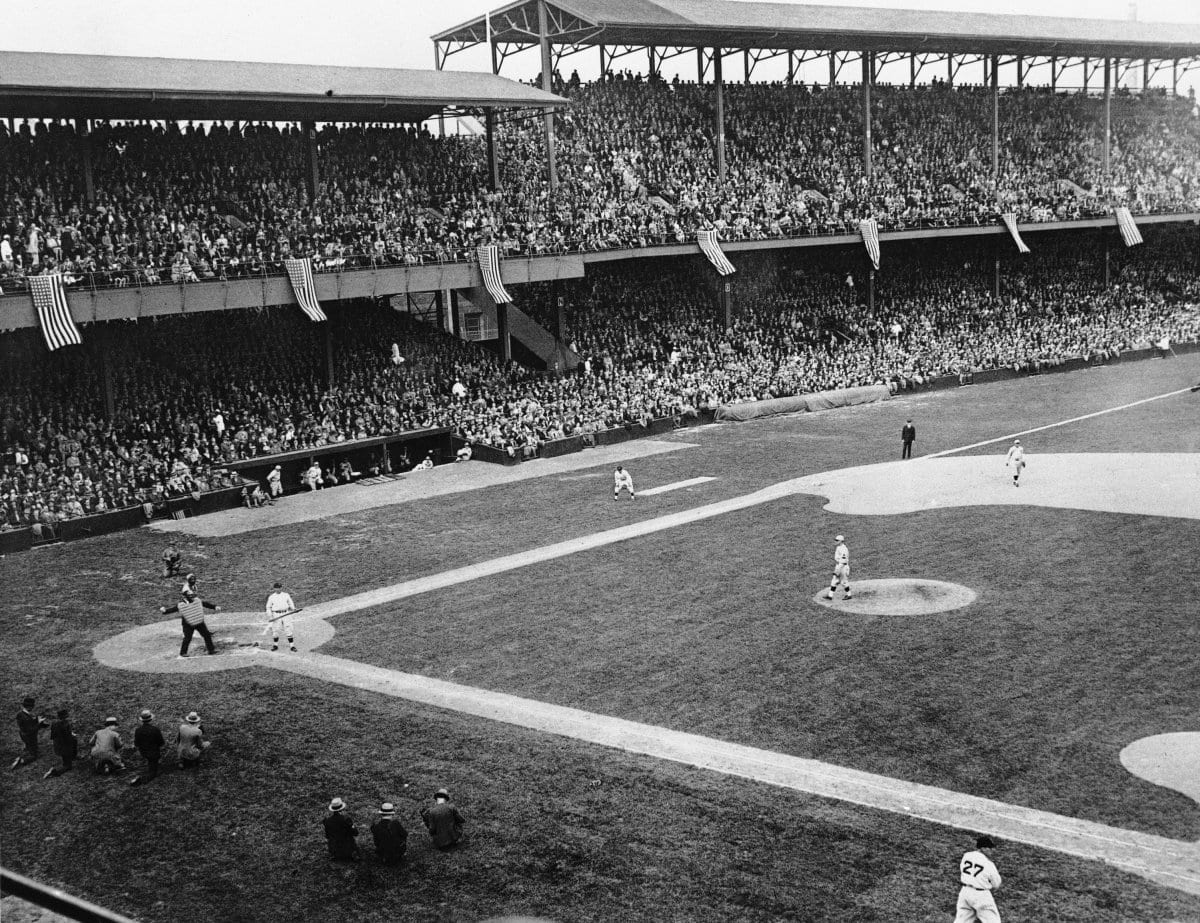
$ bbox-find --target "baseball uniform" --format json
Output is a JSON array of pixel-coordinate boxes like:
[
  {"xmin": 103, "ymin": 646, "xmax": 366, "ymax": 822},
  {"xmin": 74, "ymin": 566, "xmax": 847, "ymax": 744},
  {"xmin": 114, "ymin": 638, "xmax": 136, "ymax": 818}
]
[
  {"xmin": 613, "ymin": 468, "xmax": 635, "ymax": 500},
  {"xmin": 954, "ymin": 848, "xmax": 1002, "ymax": 923},
  {"xmin": 266, "ymin": 588, "xmax": 297, "ymax": 651},
  {"xmin": 826, "ymin": 539, "xmax": 851, "ymax": 599},
  {"xmin": 1004, "ymin": 442, "xmax": 1025, "ymax": 485}
]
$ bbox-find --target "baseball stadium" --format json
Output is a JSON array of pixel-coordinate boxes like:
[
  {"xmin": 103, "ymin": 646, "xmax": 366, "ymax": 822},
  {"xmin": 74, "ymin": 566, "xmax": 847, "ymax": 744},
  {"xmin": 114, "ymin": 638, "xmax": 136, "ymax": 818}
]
[{"xmin": 2, "ymin": 1, "xmax": 1200, "ymax": 921}]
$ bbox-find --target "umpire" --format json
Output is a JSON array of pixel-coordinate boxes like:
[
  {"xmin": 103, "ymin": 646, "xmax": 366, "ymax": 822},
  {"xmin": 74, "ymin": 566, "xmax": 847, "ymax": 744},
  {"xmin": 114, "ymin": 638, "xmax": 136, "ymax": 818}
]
[{"xmin": 160, "ymin": 588, "xmax": 220, "ymax": 658}]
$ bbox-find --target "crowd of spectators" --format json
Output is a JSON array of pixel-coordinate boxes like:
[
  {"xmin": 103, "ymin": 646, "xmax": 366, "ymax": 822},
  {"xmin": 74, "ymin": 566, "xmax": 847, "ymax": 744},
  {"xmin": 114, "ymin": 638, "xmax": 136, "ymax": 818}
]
[
  {"xmin": 3, "ymin": 226, "xmax": 1197, "ymax": 532},
  {"xmin": 3, "ymin": 76, "xmax": 1198, "ymax": 292}
]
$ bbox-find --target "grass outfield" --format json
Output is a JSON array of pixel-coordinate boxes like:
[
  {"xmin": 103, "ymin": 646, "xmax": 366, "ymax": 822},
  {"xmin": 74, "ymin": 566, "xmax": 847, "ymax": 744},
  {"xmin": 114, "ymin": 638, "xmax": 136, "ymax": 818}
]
[{"xmin": 2, "ymin": 354, "xmax": 1199, "ymax": 922}]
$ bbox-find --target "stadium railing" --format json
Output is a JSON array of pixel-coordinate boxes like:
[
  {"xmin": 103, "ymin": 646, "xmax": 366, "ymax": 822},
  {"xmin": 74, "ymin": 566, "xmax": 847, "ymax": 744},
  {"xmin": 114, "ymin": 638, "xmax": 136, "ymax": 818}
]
[{"xmin": 1, "ymin": 867, "xmax": 140, "ymax": 923}]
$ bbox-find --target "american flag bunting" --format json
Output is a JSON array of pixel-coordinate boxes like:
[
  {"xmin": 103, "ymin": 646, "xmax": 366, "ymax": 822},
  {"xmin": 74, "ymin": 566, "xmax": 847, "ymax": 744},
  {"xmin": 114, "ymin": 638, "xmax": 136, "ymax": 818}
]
[
  {"xmin": 283, "ymin": 258, "xmax": 328, "ymax": 322},
  {"xmin": 29, "ymin": 273, "xmax": 82, "ymax": 351}
]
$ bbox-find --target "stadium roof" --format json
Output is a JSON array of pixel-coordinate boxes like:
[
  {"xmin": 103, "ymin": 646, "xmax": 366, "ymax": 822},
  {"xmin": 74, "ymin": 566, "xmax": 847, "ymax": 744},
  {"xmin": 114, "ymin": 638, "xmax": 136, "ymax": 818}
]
[
  {"xmin": 0, "ymin": 52, "xmax": 569, "ymax": 123},
  {"xmin": 434, "ymin": 0, "xmax": 1200, "ymax": 60}
]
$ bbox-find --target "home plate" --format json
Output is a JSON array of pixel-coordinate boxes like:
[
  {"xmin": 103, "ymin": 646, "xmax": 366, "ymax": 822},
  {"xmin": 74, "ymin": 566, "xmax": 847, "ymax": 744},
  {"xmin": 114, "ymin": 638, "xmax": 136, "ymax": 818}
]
[
  {"xmin": 640, "ymin": 477, "xmax": 716, "ymax": 496},
  {"xmin": 812, "ymin": 578, "xmax": 977, "ymax": 615}
]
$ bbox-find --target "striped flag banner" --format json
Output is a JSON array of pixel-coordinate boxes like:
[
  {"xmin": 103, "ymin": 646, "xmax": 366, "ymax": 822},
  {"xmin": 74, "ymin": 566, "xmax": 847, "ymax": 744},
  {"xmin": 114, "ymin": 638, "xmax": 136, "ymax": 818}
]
[
  {"xmin": 476, "ymin": 244, "xmax": 513, "ymax": 304},
  {"xmin": 858, "ymin": 218, "xmax": 881, "ymax": 271},
  {"xmin": 1000, "ymin": 213, "xmax": 1031, "ymax": 253},
  {"xmin": 283, "ymin": 258, "xmax": 328, "ymax": 322},
  {"xmin": 29, "ymin": 273, "xmax": 82, "ymax": 351},
  {"xmin": 696, "ymin": 229, "xmax": 736, "ymax": 276},
  {"xmin": 1114, "ymin": 207, "xmax": 1144, "ymax": 247}
]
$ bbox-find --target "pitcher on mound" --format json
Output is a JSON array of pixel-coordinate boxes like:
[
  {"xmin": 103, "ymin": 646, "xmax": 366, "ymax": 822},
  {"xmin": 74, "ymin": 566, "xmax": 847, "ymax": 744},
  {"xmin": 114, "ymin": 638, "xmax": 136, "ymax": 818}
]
[{"xmin": 824, "ymin": 534, "xmax": 852, "ymax": 600}]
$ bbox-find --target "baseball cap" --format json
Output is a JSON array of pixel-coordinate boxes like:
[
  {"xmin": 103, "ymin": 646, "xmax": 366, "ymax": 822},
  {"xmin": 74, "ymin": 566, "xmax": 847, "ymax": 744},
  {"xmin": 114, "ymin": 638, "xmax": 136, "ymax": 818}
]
[
  {"xmin": 835, "ymin": 534, "xmax": 844, "ymax": 542},
  {"xmin": 434, "ymin": 788, "xmax": 451, "ymax": 800},
  {"xmin": 976, "ymin": 835, "xmax": 997, "ymax": 849}
]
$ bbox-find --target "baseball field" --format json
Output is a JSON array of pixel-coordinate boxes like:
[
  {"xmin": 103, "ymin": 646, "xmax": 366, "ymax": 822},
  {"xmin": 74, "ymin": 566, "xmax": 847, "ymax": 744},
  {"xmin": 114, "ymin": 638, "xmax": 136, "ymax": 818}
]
[{"xmin": 2, "ymin": 353, "xmax": 1199, "ymax": 923}]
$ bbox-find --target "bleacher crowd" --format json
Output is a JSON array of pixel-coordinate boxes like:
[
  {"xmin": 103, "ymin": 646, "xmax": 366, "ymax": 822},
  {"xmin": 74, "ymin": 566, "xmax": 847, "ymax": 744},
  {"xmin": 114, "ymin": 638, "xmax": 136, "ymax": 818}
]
[
  {"xmin": 2, "ymin": 76, "xmax": 1198, "ymax": 292},
  {"xmin": 3, "ymin": 227, "xmax": 1198, "ymax": 532}
]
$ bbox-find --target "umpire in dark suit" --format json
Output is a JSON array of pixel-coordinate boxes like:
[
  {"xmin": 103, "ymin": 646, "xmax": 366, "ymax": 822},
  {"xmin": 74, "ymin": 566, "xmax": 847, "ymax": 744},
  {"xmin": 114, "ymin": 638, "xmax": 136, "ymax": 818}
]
[{"xmin": 901, "ymin": 420, "xmax": 916, "ymax": 459}]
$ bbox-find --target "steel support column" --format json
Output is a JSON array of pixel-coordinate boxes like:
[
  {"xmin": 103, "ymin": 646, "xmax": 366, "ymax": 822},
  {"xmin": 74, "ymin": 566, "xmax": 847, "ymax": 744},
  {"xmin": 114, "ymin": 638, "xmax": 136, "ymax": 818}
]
[
  {"xmin": 1051, "ymin": 56, "xmax": 1058, "ymax": 91},
  {"xmin": 1017, "ymin": 55, "xmax": 1024, "ymax": 87},
  {"xmin": 1173, "ymin": 59, "xmax": 1179, "ymax": 94},
  {"xmin": 1103, "ymin": 239, "xmax": 1111, "ymax": 288},
  {"xmin": 434, "ymin": 45, "xmax": 445, "ymax": 137},
  {"xmin": 990, "ymin": 55, "xmax": 999, "ymax": 176},
  {"xmin": 948, "ymin": 53, "xmax": 954, "ymax": 86},
  {"xmin": 910, "ymin": 53, "xmax": 917, "ymax": 87},
  {"xmin": 75, "ymin": 118, "xmax": 95, "ymax": 204},
  {"xmin": 324, "ymin": 325, "xmax": 335, "ymax": 390},
  {"xmin": 993, "ymin": 252, "xmax": 1001, "ymax": 298},
  {"xmin": 867, "ymin": 270, "xmax": 875, "ymax": 314},
  {"xmin": 497, "ymin": 303, "xmax": 511, "ymax": 362},
  {"xmin": 537, "ymin": 0, "xmax": 558, "ymax": 192},
  {"xmin": 829, "ymin": 51, "xmax": 837, "ymax": 87},
  {"xmin": 302, "ymin": 120, "xmax": 319, "ymax": 203},
  {"xmin": 450, "ymin": 289, "xmax": 462, "ymax": 338},
  {"xmin": 862, "ymin": 52, "xmax": 873, "ymax": 180},
  {"xmin": 714, "ymin": 49, "xmax": 726, "ymax": 181},
  {"xmin": 1103, "ymin": 58, "xmax": 1112, "ymax": 181},
  {"xmin": 720, "ymin": 279, "xmax": 732, "ymax": 327},
  {"xmin": 744, "ymin": 48, "xmax": 751, "ymax": 84},
  {"xmin": 1143, "ymin": 58, "xmax": 1150, "ymax": 89},
  {"xmin": 697, "ymin": 47, "xmax": 705, "ymax": 84},
  {"xmin": 485, "ymin": 108, "xmax": 501, "ymax": 191},
  {"xmin": 787, "ymin": 50, "xmax": 795, "ymax": 84}
]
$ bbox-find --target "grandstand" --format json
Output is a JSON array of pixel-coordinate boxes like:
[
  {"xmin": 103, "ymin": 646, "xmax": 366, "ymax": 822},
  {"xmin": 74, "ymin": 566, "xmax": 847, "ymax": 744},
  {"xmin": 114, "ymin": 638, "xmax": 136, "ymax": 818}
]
[{"xmin": 2, "ymin": 2, "xmax": 1200, "ymax": 920}]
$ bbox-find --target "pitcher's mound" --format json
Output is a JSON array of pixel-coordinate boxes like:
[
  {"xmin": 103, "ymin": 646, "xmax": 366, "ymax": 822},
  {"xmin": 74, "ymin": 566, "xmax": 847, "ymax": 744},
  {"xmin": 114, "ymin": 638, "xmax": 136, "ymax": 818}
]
[
  {"xmin": 1120, "ymin": 733, "xmax": 1200, "ymax": 804},
  {"xmin": 812, "ymin": 578, "xmax": 977, "ymax": 615}
]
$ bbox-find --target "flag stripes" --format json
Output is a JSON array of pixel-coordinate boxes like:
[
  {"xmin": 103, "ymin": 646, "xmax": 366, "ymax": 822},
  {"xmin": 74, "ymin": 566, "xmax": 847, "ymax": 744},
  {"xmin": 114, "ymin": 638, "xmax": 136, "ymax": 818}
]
[
  {"xmin": 1115, "ymin": 207, "xmax": 1144, "ymax": 247},
  {"xmin": 1000, "ymin": 213, "xmax": 1031, "ymax": 253},
  {"xmin": 858, "ymin": 219, "xmax": 881, "ymax": 270},
  {"xmin": 696, "ymin": 229, "xmax": 736, "ymax": 276},
  {"xmin": 283, "ymin": 258, "xmax": 328, "ymax": 322},
  {"xmin": 476, "ymin": 244, "xmax": 513, "ymax": 304},
  {"xmin": 29, "ymin": 274, "xmax": 82, "ymax": 351}
]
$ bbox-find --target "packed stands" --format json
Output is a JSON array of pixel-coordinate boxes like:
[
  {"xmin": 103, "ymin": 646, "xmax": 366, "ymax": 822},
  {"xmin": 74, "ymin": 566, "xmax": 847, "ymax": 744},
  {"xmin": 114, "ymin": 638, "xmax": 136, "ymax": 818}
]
[
  {"xmin": 4, "ymin": 227, "xmax": 1198, "ymax": 531},
  {"xmin": 3, "ymin": 79, "xmax": 1199, "ymax": 292}
]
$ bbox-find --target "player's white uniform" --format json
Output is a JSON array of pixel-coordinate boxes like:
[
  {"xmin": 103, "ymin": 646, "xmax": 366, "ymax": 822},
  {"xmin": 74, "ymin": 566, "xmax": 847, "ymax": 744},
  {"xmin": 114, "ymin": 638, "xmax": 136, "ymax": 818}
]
[
  {"xmin": 613, "ymin": 469, "xmax": 635, "ymax": 500},
  {"xmin": 954, "ymin": 849, "xmax": 1002, "ymax": 923},
  {"xmin": 1005, "ymin": 444, "xmax": 1025, "ymax": 484},
  {"xmin": 830, "ymin": 541, "xmax": 850, "ymax": 592},
  {"xmin": 266, "ymin": 590, "xmax": 297, "ymax": 647}
]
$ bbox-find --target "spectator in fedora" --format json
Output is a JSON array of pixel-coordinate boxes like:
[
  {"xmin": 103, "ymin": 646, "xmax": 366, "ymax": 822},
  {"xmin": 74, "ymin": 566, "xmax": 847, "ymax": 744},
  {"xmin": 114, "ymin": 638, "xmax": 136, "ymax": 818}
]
[
  {"xmin": 88, "ymin": 717, "xmax": 125, "ymax": 775},
  {"xmin": 371, "ymin": 801, "xmax": 408, "ymax": 865},
  {"xmin": 11, "ymin": 696, "xmax": 49, "ymax": 770},
  {"xmin": 130, "ymin": 709, "xmax": 165, "ymax": 786},
  {"xmin": 421, "ymin": 788, "xmax": 465, "ymax": 850},
  {"xmin": 43, "ymin": 708, "xmax": 78, "ymax": 778},
  {"xmin": 176, "ymin": 711, "xmax": 207, "ymax": 769},
  {"xmin": 323, "ymin": 797, "xmax": 360, "ymax": 861}
]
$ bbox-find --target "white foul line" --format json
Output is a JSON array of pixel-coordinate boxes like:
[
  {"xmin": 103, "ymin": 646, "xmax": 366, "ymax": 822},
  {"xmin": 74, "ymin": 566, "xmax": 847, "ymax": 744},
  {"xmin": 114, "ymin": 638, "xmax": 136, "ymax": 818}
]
[
  {"xmin": 923, "ymin": 386, "xmax": 1195, "ymax": 459},
  {"xmin": 640, "ymin": 476, "xmax": 716, "ymax": 496}
]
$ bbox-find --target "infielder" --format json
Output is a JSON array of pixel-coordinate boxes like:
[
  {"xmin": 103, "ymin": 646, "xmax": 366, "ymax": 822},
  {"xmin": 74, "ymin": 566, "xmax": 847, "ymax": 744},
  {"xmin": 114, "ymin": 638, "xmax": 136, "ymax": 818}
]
[
  {"xmin": 266, "ymin": 581, "xmax": 298, "ymax": 652},
  {"xmin": 613, "ymin": 465, "xmax": 635, "ymax": 501},
  {"xmin": 180, "ymin": 572, "xmax": 198, "ymax": 596},
  {"xmin": 954, "ymin": 835, "xmax": 1002, "ymax": 923},
  {"xmin": 1004, "ymin": 439, "xmax": 1026, "ymax": 487},
  {"xmin": 824, "ymin": 534, "xmax": 852, "ymax": 600}
]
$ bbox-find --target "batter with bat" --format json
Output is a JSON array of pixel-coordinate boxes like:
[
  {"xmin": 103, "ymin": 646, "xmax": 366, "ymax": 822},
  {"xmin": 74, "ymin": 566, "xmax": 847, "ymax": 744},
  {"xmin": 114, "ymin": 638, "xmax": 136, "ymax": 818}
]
[{"xmin": 265, "ymin": 581, "xmax": 299, "ymax": 652}]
